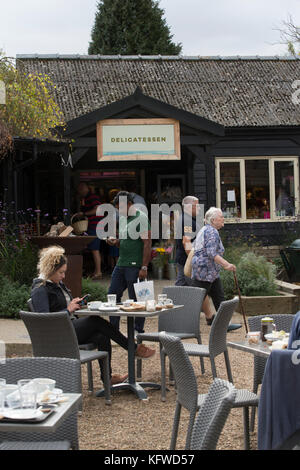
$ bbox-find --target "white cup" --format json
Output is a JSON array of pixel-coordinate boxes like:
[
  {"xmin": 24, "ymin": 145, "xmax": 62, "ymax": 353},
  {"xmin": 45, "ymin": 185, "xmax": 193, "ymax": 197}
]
[{"xmin": 33, "ymin": 378, "xmax": 56, "ymax": 393}]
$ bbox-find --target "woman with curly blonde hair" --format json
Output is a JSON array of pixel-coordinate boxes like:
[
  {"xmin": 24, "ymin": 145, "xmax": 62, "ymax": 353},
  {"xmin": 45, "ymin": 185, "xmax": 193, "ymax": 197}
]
[{"xmin": 31, "ymin": 246, "xmax": 155, "ymax": 385}]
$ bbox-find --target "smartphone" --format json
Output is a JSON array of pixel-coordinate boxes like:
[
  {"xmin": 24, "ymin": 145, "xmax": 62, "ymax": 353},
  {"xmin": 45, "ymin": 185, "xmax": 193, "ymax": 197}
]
[{"xmin": 79, "ymin": 294, "xmax": 91, "ymax": 306}]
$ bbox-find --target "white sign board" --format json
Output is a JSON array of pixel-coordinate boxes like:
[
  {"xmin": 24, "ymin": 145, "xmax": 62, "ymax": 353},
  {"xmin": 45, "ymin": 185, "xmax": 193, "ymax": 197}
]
[{"xmin": 97, "ymin": 118, "xmax": 181, "ymax": 162}]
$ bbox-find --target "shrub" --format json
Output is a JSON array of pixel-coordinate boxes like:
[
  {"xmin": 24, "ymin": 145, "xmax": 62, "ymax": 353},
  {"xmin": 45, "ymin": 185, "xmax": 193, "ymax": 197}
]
[
  {"xmin": 82, "ymin": 278, "xmax": 108, "ymax": 302},
  {"xmin": 220, "ymin": 252, "xmax": 279, "ymax": 300},
  {"xmin": 0, "ymin": 274, "xmax": 30, "ymax": 318}
]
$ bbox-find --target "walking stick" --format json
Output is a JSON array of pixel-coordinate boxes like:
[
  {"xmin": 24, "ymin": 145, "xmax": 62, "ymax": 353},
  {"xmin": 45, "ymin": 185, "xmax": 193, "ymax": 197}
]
[{"xmin": 233, "ymin": 272, "xmax": 248, "ymax": 334}]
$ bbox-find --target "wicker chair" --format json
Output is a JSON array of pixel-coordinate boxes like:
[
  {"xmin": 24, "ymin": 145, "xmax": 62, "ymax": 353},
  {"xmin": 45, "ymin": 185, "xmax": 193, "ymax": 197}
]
[
  {"xmin": 159, "ymin": 332, "xmax": 258, "ymax": 450},
  {"xmin": 248, "ymin": 314, "xmax": 294, "ymax": 432},
  {"xmin": 20, "ymin": 311, "xmax": 111, "ymax": 404},
  {"xmin": 190, "ymin": 378, "xmax": 236, "ymax": 450},
  {"xmin": 0, "ymin": 441, "xmax": 71, "ymax": 450},
  {"xmin": 136, "ymin": 286, "xmax": 206, "ymax": 387},
  {"xmin": 27, "ymin": 299, "xmax": 96, "ymax": 394},
  {"xmin": 0, "ymin": 357, "xmax": 81, "ymax": 450},
  {"xmin": 160, "ymin": 298, "xmax": 239, "ymax": 402}
]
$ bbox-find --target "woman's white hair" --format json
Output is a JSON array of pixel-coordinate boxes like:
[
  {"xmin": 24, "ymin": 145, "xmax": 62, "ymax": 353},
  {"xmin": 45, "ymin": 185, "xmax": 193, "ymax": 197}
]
[{"xmin": 205, "ymin": 207, "xmax": 223, "ymax": 225}]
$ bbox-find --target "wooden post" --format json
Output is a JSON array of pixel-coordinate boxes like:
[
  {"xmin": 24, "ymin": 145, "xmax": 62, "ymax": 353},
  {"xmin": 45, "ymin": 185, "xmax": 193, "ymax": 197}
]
[{"xmin": 64, "ymin": 165, "xmax": 71, "ymax": 225}]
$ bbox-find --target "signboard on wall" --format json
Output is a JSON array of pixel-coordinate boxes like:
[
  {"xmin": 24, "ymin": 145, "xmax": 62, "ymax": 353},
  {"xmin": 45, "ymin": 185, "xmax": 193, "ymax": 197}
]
[{"xmin": 97, "ymin": 118, "xmax": 181, "ymax": 162}]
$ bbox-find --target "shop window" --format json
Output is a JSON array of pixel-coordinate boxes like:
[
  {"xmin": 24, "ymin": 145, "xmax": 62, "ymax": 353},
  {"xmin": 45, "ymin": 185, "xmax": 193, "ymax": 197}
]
[
  {"xmin": 219, "ymin": 162, "xmax": 241, "ymax": 218},
  {"xmin": 216, "ymin": 157, "xmax": 299, "ymax": 222},
  {"xmin": 245, "ymin": 160, "xmax": 270, "ymax": 219},
  {"xmin": 275, "ymin": 161, "xmax": 295, "ymax": 217}
]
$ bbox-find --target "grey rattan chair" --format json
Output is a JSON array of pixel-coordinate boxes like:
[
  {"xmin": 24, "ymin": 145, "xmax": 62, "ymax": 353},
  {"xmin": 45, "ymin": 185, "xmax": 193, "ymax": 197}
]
[
  {"xmin": 160, "ymin": 298, "xmax": 239, "ymax": 402},
  {"xmin": 0, "ymin": 357, "xmax": 81, "ymax": 449},
  {"xmin": 20, "ymin": 311, "xmax": 111, "ymax": 404},
  {"xmin": 190, "ymin": 378, "xmax": 236, "ymax": 450},
  {"xmin": 248, "ymin": 313, "xmax": 294, "ymax": 432},
  {"xmin": 136, "ymin": 286, "xmax": 206, "ymax": 384},
  {"xmin": 27, "ymin": 298, "xmax": 96, "ymax": 394},
  {"xmin": 159, "ymin": 332, "xmax": 258, "ymax": 450}
]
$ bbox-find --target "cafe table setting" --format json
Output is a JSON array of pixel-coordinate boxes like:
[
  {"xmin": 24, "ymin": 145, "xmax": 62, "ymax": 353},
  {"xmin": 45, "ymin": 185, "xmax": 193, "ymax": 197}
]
[
  {"xmin": 77, "ymin": 294, "xmax": 183, "ymax": 401},
  {"xmin": 0, "ymin": 377, "xmax": 81, "ymax": 432}
]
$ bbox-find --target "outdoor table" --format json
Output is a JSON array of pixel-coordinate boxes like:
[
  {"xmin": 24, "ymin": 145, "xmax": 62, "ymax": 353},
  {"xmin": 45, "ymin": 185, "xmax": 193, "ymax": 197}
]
[
  {"xmin": 77, "ymin": 305, "xmax": 183, "ymax": 401},
  {"xmin": 0, "ymin": 393, "xmax": 81, "ymax": 433},
  {"xmin": 227, "ymin": 340, "xmax": 271, "ymax": 359}
]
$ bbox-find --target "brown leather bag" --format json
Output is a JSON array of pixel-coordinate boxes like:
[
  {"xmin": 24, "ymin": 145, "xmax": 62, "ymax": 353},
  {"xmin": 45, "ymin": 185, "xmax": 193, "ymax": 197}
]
[{"xmin": 184, "ymin": 249, "xmax": 194, "ymax": 278}]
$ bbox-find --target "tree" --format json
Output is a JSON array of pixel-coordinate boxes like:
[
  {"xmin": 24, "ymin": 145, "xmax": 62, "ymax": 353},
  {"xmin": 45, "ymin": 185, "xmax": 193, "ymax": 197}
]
[
  {"xmin": 275, "ymin": 14, "xmax": 300, "ymax": 56},
  {"xmin": 88, "ymin": 0, "xmax": 182, "ymax": 55},
  {"xmin": 0, "ymin": 54, "xmax": 66, "ymax": 141}
]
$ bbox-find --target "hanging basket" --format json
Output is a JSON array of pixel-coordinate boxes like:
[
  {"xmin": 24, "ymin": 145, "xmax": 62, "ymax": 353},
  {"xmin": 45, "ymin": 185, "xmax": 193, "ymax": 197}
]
[{"xmin": 71, "ymin": 213, "xmax": 89, "ymax": 235}]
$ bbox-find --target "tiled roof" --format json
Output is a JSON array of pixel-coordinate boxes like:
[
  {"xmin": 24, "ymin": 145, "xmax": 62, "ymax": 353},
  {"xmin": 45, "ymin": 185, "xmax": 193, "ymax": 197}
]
[{"xmin": 16, "ymin": 55, "xmax": 300, "ymax": 127}]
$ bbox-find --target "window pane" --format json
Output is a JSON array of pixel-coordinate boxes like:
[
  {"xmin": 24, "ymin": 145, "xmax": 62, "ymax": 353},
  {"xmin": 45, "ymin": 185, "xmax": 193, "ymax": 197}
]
[
  {"xmin": 220, "ymin": 162, "xmax": 241, "ymax": 218},
  {"xmin": 275, "ymin": 161, "xmax": 295, "ymax": 216},
  {"xmin": 245, "ymin": 160, "xmax": 270, "ymax": 219}
]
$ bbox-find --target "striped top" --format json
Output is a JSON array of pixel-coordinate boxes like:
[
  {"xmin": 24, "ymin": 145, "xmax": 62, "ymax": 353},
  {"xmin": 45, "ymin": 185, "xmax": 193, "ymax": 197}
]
[{"xmin": 81, "ymin": 192, "xmax": 103, "ymax": 228}]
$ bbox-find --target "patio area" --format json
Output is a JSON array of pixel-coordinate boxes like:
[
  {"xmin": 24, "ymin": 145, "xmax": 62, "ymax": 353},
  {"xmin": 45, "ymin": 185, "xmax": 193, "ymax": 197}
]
[{"xmin": 75, "ymin": 313, "xmax": 254, "ymax": 451}]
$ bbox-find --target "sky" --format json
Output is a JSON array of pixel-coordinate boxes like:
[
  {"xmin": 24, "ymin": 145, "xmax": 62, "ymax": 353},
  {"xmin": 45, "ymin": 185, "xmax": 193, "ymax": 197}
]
[{"xmin": 0, "ymin": 0, "xmax": 300, "ymax": 58}]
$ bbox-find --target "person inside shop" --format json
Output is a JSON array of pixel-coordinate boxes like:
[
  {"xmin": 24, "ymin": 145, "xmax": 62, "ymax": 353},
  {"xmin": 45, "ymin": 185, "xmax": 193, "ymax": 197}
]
[
  {"xmin": 106, "ymin": 191, "xmax": 151, "ymax": 335},
  {"xmin": 77, "ymin": 182, "xmax": 104, "ymax": 280},
  {"xmin": 191, "ymin": 207, "xmax": 242, "ymax": 331},
  {"xmin": 31, "ymin": 246, "xmax": 156, "ymax": 386}
]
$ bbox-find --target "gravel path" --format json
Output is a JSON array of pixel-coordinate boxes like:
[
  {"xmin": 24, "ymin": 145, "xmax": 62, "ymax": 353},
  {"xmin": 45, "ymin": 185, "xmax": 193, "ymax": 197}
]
[{"xmin": 78, "ymin": 314, "xmax": 258, "ymax": 451}]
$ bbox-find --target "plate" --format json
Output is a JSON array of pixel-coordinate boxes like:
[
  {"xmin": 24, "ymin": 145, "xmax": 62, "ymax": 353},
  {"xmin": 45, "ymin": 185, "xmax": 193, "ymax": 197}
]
[
  {"xmin": 265, "ymin": 332, "xmax": 289, "ymax": 342},
  {"xmin": 37, "ymin": 388, "xmax": 63, "ymax": 404},
  {"xmin": 98, "ymin": 306, "xmax": 120, "ymax": 313},
  {"xmin": 3, "ymin": 409, "xmax": 44, "ymax": 420},
  {"xmin": 269, "ymin": 339, "xmax": 289, "ymax": 351}
]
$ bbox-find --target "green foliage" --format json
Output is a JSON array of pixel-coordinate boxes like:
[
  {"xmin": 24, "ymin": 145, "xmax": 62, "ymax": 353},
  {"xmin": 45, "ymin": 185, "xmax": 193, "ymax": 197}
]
[
  {"xmin": 0, "ymin": 54, "xmax": 66, "ymax": 139},
  {"xmin": 0, "ymin": 273, "xmax": 30, "ymax": 318},
  {"xmin": 0, "ymin": 211, "xmax": 39, "ymax": 286},
  {"xmin": 88, "ymin": 0, "xmax": 182, "ymax": 55},
  {"xmin": 82, "ymin": 278, "xmax": 108, "ymax": 302},
  {"xmin": 220, "ymin": 252, "xmax": 279, "ymax": 300}
]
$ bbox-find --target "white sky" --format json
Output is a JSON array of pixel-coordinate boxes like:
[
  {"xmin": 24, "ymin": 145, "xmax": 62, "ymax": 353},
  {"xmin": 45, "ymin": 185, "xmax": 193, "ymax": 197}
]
[{"xmin": 0, "ymin": 0, "xmax": 300, "ymax": 58}]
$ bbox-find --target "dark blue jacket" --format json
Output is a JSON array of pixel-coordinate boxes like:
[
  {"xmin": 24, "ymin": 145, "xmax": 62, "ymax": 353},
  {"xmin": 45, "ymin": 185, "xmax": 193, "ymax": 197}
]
[{"xmin": 31, "ymin": 278, "xmax": 72, "ymax": 313}]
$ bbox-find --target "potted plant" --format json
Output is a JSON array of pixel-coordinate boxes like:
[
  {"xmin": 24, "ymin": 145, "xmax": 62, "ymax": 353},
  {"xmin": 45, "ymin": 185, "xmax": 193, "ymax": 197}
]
[
  {"xmin": 220, "ymin": 252, "xmax": 298, "ymax": 316},
  {"xmin": 151, "ymin": 247, "xmax": 167, "ymax": 280}
]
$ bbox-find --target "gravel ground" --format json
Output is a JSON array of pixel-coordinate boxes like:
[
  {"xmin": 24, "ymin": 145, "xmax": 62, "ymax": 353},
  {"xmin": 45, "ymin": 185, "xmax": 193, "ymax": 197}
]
[{"xmin": 78, "ymin": 314, "xmax": 258, "ymax": 451}]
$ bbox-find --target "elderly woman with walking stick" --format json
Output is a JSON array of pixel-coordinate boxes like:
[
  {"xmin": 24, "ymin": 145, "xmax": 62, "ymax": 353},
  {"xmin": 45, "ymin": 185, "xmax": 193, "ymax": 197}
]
[{"xmin": 192, "ymin": 207, "xmax": 241, "ymax": 331}]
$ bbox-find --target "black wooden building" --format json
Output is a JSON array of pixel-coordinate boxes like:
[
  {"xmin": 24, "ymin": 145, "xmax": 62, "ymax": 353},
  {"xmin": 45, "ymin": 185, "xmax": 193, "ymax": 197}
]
[{"xmin": 8, "ymin": 54, "xmax": 300, "ymax": 243}]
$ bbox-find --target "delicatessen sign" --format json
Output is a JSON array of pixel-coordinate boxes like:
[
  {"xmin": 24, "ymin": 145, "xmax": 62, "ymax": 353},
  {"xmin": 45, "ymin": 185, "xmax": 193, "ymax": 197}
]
[{"xmin": 97, "ymin": 118, "xmax": 180, "ymax": 162}]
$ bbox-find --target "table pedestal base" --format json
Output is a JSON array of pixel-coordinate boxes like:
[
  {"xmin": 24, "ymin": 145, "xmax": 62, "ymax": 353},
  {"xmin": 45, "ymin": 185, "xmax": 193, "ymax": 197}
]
[{"xmin": 96, "ymin": 382, "xmax": 161, "ymax": 401}]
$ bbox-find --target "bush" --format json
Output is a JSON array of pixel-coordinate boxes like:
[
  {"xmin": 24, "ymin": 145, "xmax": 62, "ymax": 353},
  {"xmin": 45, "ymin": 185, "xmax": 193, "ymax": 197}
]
[
  {"xmin": 0, "ymin": 241, "xmax": 38, "ymax": 286},
  {"xmin": 82, "ymin": 278, "xmax": 108, "ymax": 302},
  {"xmin": 0, "ymin": 274, "xmax": 30, "ymax": 318},
  {"xmin": 220, "ymin": 252, "xmax": 279, "ymax": 300}
]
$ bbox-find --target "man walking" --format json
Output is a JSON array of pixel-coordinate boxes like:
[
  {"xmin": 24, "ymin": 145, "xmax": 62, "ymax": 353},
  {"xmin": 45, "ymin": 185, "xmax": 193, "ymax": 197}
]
[
  {"xmin": 175, "ymin": 195, "xmax": 241, "ymax": 331},
  {"xmin": 107, "ymin": 191, "xmax": 151, "ymax": 334}
]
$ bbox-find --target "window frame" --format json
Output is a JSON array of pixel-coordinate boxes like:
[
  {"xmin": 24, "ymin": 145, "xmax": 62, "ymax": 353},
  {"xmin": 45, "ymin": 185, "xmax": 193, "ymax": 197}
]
[{"xmin": 215, "ymin": 156, "xmax": 300, "ymax": 223}]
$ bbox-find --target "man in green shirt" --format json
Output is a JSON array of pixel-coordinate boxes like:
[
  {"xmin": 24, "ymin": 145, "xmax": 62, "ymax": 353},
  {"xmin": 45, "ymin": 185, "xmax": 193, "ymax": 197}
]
[{"xmin": 107, "ymin": 191, "xmax": 151, "ymax": 333}]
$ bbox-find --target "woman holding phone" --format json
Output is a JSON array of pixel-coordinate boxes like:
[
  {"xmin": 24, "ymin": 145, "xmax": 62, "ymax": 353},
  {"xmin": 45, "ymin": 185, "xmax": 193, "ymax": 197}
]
[{"xmin": 31, "ymin": 246, "xmax": 155, "ymax": 385}]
